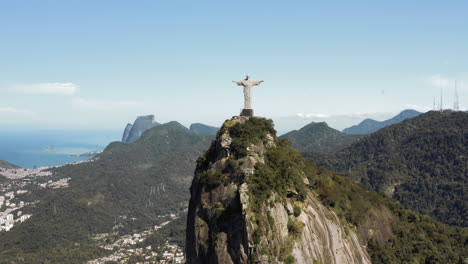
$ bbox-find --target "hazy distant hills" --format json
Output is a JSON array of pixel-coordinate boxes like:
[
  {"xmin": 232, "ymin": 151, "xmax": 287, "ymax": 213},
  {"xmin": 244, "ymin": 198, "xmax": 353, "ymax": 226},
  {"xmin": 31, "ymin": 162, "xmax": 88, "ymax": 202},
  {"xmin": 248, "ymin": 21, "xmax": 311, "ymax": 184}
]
[
  {"xmin": 281, "ymin": 122, "xmax": 362, "ymax": 153},
  {"xmin": 0, "ymin": 121, "xmax": 214, "ymax": 262},
  {"xmin": 342, "ymin": 109, "xmax": 422, "ymax": 134},
  {"xmin": 305, "ymin": 110, "xmax": 468, "ymax": 227},
  {"xmin": 122, "ymin": 114, "xmax": 218, "ymax": 142},
  {"xmin": 189, "ymin": 123, "xmax": 218, "ymax": 136},
  {"xmin": 122, "ymin": 115, "xmax": 160, "ymax": 142},
  {"xmin": 0, "ymin": 160, "xmax": 20, "ymax": 169}
]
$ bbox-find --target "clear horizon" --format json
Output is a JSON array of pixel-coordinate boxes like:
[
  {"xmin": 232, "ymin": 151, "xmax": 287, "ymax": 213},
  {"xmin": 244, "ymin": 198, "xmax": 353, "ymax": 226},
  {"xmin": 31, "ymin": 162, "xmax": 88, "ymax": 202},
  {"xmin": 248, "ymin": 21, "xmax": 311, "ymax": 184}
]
[{"xmin": 1, "ymin": 1, "xmax": 467, "ymax": 131}]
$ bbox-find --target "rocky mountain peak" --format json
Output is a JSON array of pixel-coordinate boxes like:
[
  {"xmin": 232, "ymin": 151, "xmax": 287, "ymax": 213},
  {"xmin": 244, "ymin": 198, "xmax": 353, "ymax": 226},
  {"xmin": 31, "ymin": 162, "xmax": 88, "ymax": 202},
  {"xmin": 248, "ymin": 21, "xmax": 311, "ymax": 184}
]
[
  {"xmin": 121, "ymin": 114, "xmax": 160, "ymax": 143},
  {"xmin": 186, "ymin": 115, "xmax": 467, "ymax": 264},
  {"xmin": 186, "ymin": 116, "xmax": 371, "ymax": 264}
]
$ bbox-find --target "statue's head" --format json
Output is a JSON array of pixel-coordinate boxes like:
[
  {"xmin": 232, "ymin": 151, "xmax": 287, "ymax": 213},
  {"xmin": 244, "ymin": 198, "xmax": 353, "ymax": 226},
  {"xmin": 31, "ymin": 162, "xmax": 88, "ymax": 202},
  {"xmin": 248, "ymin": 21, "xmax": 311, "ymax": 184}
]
[{"xmin": 245, "ymin": 74, "xmax": 250, "ymax": 80}]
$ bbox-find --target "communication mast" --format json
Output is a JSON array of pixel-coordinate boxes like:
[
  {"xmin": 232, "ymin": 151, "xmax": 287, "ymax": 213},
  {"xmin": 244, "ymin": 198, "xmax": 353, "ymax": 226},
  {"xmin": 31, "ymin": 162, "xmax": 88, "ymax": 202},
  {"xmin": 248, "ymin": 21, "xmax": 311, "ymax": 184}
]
[
  {"xmin": 454, "ymin": 80, "xmax": 459, "ymax": 111},
  {"xmin": 439, "ymin": 88, "xmax": 443, "ymax": 111}
]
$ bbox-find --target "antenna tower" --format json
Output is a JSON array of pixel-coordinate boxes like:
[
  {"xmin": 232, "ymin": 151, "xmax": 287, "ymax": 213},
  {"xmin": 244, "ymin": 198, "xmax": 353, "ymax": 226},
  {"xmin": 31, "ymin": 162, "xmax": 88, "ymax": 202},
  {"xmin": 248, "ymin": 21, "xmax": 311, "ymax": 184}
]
[
  {"xmin": 440, "ymin": 88, "xmax": 443, "ymax": 111},
  {"xmin": 454, "ymin": 80, "xmax": 459, "ymax": 111}
]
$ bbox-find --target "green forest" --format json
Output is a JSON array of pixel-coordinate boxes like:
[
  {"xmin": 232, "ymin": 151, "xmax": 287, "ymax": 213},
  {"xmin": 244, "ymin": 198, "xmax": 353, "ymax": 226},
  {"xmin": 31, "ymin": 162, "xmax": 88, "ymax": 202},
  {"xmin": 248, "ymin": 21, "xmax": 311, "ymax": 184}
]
[
  {"xmin": 305, "ymin": 111, "xmax": 467, "ymax": 227},
  {"xmin": 0, "ymin": 122, "xmax": 212, "ymax": 263}
]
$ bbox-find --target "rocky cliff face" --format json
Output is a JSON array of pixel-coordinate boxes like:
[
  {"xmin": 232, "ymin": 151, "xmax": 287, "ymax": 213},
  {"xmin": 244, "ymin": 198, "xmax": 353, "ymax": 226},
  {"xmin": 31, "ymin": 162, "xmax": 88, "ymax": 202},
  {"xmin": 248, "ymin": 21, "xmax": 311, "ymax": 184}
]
[
  {"xmin": 121, "ymin": 115, "xmax": 160, "ymax": 143},
  {"xmin": 121, "ymin": 123, "xmax": 133, "ymax": 142},
  {"xmin": 186, "ymin": 117, "xmax": 371, "ymax": 264}
]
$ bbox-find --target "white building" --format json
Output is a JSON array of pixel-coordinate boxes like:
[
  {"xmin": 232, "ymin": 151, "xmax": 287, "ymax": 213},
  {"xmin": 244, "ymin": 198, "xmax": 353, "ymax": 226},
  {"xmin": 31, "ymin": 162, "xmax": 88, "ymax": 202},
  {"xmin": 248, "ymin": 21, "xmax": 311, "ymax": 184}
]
[
  {"xmin": 5, "ymin": 223, "xmax": 13, "ymax": 231},
  {"xmin": 6, "ymin": 214, "xmax": 14, "ymax": 222},
  {"xmin": 20, "ymin": 214, "xmax": 31, "ymax": 222},
  {"xmin": 5, "ymin": 192, "xmax": 14, "ymax": 199}
]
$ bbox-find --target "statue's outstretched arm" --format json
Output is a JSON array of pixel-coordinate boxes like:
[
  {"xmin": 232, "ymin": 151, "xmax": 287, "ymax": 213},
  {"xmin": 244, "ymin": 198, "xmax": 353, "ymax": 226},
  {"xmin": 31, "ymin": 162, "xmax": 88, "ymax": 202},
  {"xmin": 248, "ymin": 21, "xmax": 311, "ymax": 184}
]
[
  {"xmin": 253, "ymin": 80, "xmax": 264, "ymax": 86},
  {"xmin": 232, "ymin": 80, "xmax": 243, "ymax": 86}
]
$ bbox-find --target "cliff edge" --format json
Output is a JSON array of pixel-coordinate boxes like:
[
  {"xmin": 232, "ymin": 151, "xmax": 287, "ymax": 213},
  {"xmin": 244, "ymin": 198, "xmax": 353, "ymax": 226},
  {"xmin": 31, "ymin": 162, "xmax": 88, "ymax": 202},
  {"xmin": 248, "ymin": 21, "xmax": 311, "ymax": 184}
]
[{"xmin": 186, "ymin": 117, "xmax": 371, "ymax": 264}]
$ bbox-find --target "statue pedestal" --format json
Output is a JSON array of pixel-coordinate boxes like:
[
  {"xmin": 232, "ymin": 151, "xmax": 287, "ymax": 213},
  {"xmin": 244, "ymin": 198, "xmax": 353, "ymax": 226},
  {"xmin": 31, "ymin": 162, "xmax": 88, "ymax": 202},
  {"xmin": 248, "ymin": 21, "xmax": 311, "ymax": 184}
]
[{"xmin": 240, "ymin": 109, "xmax": 253, "ymax": 117}]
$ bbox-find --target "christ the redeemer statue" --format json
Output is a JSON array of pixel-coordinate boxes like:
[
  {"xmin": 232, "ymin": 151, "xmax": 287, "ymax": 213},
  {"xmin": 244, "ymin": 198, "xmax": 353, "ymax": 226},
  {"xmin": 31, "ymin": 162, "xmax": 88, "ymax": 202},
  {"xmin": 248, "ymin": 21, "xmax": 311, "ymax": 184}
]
[{"xmin": 233, "ymin": 74, "xmax": 264, "ymax": 117}]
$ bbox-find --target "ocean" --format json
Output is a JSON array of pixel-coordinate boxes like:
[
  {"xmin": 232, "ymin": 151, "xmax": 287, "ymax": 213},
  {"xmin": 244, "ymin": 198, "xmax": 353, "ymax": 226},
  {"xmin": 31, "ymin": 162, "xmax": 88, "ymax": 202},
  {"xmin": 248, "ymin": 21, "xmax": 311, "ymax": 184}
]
[{"xmin": 0, "ymin": 130, "xmax": 121, "ymax": 168}]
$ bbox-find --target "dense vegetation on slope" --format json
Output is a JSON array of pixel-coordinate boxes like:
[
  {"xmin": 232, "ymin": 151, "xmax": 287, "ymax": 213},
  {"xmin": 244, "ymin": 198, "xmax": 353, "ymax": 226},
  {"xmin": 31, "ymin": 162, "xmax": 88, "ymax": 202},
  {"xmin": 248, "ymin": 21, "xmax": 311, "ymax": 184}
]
[
  {"xmin": 0, "ymin": 122, "xmax": 213, "ymax": 263},
  {"xmin": 280, "ymin": 122, "xmax": 362, "ymax": 153},
  {"xmin": 342, "ymin": 109, "xmax": 422, "ymax": 134},
  {"xmin": 310, "ymin": 167, "xmax": 467, "ymax": 264},
  {"xmin": 193, "ymin": 117, "xmax": 467, "ymax": 263},
  {"xmin": 305, "ymin": 111, "xmax": 467, "ymax": 227},
  {"xmin": 138, "ymin": 212, "xmax": 187, "ymax": 250},
  {"xmin": 0, "ymin": 160, "xmax": 20, "ymax": 169},
  {"xmin": 189, "ymin": 123, "xmax": 219, "ymax": 136}
]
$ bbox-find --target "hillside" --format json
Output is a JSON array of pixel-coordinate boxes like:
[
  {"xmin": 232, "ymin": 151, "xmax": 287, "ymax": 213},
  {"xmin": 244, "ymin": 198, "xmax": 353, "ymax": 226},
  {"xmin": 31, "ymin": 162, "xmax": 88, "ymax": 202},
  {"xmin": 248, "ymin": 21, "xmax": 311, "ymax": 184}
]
[
  {"xmin": 0, "ymin": 160, "xmax": 20, "ymax": 169},
  {"xmin": 281, "ymin": 122, "xmax": 362, "ymax": 153},
  {"xmin": 186, "ymin": 116, "xmax": 467, "ymax": 264},
  {"xmin": 0, "ymin": 121, "xmax": 213, "ymax": 263},
  {"xmin": 189, "ymin": 123, "xmax": 219, "ymax": 136},
  {"xmin": 305, "ymin": 110, "xmax": 467, "ymax": 227},
  {"xmin": 343, "ymin": 109, "xmax": 422, "ymax": 134}
]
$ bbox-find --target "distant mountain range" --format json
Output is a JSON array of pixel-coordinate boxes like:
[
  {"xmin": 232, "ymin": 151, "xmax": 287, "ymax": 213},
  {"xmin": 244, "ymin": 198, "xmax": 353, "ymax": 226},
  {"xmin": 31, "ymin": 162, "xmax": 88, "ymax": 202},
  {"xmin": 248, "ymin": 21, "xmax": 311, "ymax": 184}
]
[
  {"xmin": 120, "ymin": 110, "xmax": 421, "ymax": 145},
  {"xmin": 122, "ymin": 114, "xmax": 218, "ymax": 142},
  {"xmin": 189, "ymin": 123, "xmax": 218, "ymax": 136},
  {"xmin": 0, "ymin": 160, "xmax": 20, "ymax": 169},
  {"xmin": 305, "ymin": 110, "xmax": 468, "ymax": 227},
  {"xmin": 280, "ymin": 122, "xmax": 362, "ymax": 153},
  {"xmin": 279, "ymin": 110, "xmax": 423, "ymax": 154},
  {"xmin": 342, "ymin": 109, "xmax": 422, "ymax": 134}
]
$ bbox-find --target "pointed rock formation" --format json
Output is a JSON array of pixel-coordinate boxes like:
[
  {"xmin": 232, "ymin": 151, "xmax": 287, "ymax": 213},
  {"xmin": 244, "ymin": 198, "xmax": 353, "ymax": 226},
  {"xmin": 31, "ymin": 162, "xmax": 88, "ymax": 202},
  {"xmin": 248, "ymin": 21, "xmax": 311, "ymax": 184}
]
[
  {"xmin": 121, "ymin": 115, "xmax": 160, "ymax": 143},
  {"xmin": 186, "ymin": 116, "xmax": 371, "ymax": 264},
  {"xmin": 122, "ymin": 123, "xmax": 133, "ymax": 142}
]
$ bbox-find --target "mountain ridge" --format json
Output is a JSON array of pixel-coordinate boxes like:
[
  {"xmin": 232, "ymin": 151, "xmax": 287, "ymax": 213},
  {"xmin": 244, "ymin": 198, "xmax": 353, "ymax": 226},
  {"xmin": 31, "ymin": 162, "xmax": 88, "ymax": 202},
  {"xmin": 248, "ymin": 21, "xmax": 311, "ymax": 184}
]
[
  {"xmin": 121, "ymin": 114, "xmax": 219, "ymax": 142},
  {"xmin": 305, "ymin": 110, "xmax": 467, "ymax": 227},
  {"xmin": 189, "ymin": 123, "xmax": 219, "ymax": 136},
  {"xmin": 281, "ymin": 121, "xmax": 362, "ymax": 153},
  {"xmin": 343, "ymin": 109, "xmax": 422, "ymax": 134}
]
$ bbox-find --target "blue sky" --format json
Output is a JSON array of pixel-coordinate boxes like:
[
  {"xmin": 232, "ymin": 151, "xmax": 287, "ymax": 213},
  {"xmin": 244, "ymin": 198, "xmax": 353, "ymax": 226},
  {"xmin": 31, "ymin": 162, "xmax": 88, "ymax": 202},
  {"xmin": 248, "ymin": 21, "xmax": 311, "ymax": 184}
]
[{"xmin": 1, "ymin": 0, "xmax": 467, "ymax": 131}]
